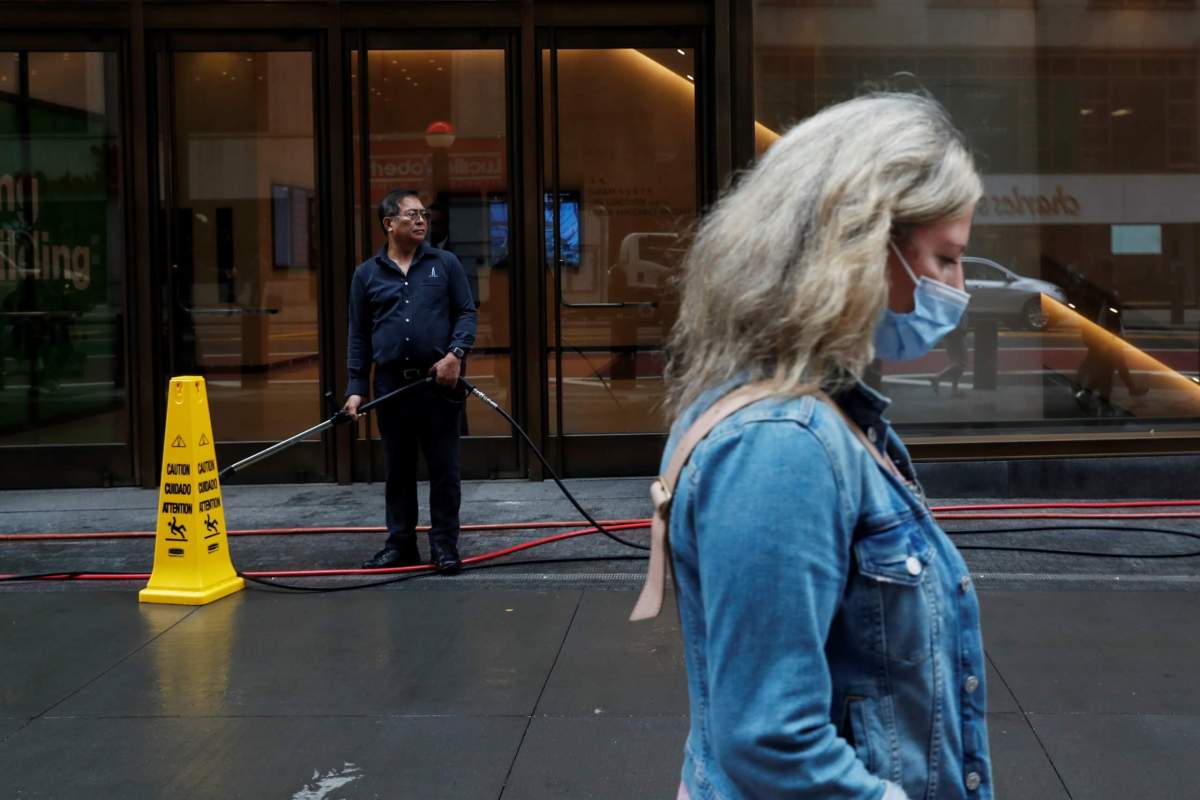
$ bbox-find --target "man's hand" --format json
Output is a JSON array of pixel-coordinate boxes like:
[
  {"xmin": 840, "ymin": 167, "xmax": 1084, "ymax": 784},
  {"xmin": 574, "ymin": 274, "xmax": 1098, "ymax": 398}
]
[
  {"xmin": 430, "ymin": 353, "xmax": 462, "ymax": 387},
  {"xmin": 343, "ymin": 394, "xmax": 364, "ymax": 420}
]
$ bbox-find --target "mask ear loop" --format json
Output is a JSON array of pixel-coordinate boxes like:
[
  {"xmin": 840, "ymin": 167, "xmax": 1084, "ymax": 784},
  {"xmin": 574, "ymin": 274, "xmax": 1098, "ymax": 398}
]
[{"xmin": 888, "ymin": 239, "xmax": 922, "ymax": 286}]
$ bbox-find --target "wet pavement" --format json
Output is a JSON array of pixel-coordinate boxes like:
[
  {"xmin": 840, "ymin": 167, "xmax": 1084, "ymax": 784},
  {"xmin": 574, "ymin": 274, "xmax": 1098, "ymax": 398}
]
[{"xmin": 3, "ymin": 480, "xmax": 1200, "ymax": 797}]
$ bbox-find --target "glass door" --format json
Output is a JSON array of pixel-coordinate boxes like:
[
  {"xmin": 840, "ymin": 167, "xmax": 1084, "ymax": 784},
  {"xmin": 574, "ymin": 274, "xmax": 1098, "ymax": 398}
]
[
  {"xmin": 542, "ymin": 30, "xmax": 701, "ymax": 474},
  {"xmin": 0, "ymin": 42, "xmax": 134, "ymax": 487},
  {"xmin": 349, "ymin": 31, "xmax": 519, "ymax": 479},
  {"xmin": 156, "ymin": 37, "xmax": 328, "ymax": 481}
]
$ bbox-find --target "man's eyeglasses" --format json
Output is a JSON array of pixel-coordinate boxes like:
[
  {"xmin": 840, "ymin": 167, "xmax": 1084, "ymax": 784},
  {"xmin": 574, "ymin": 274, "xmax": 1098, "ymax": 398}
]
[{"xmin": 393, "ymin": 209, "xmax": 431, "ymax": 222}]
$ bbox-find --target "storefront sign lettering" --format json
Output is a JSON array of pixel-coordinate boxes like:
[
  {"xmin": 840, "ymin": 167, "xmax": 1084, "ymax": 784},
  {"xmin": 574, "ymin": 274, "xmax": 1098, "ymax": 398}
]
[
  {"xmin": 0, "ymin": 173, "xmax": 38, "ymax": 221},
  {"xmin": 370, "ymin": 155, "xmax": 432, "ymax": 180},
  {"xmin": 0, "ymin": 174, "xmax": 93, "ymax": 290},
  {"xmin": 977, "ymin": 184, "xmax": 1081, "ymax": 220}
]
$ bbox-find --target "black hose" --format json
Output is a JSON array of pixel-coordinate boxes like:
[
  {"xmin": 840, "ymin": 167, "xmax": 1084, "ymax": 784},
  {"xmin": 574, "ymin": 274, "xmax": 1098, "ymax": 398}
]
[{"xmin": 458, "ymin": 376, "xmax": 649, "ymax": 552}]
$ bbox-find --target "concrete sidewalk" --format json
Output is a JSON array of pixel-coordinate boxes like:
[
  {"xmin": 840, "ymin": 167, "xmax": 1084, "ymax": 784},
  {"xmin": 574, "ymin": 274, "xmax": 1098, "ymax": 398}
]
[{"xmin": 3, "ymin": 481, "xmax": 1200, "ymax": 797}]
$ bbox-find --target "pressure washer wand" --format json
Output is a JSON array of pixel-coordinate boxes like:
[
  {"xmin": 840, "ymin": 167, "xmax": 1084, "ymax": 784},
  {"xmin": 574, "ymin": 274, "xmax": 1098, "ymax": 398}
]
[{"xmin": 218, "ymin": 377, "xmax": 433, "ymax": 481}]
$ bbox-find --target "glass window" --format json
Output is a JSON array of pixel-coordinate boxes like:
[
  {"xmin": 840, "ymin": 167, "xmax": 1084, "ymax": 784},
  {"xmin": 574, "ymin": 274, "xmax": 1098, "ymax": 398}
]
[
  {"xmin": 754, "ymin": 2, "xmax": 1200, "ymax": 435},
  {"xmin": 167, "ymin": 51, "xmax": 320, "ymax": 445},
  {"xmin": 352, "ymin": 49, "xmax": 511, "ymax": 436},
  {"xmin": 0, "ymin": 51, "xmax": 130, "ymax": 449}
]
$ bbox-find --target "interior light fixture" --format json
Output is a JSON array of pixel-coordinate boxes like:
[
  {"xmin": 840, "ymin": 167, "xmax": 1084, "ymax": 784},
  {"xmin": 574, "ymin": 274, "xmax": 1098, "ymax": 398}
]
[
  {"xmin": 1112, "ymin": 108, "xmax": 1133, "ymax": 117},
  {"xmin": 1080, "ymin": 108, "xmax": 1093, "ymax": 116},
  {"xmin": 677, "ymin": 49, "xmax": 686, "ymax": 56},
  {"xmin": 686, "ymin": 74, "xmax": 694, "ymax": 82}
]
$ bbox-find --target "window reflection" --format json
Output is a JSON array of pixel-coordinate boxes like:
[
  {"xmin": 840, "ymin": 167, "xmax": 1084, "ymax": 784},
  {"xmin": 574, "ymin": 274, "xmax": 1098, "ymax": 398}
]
[
  {"xmin": 545, "ymin": 47, "xmax": 696, "ymax": 435},
  {"xmin": 754, "ymin": 3, "xmax": 1200, "ymax": 433},
  {"xmin": 0, "ymin": 50, "xmax": 129, "ymax": 451},
  {"xmin": 168, "ymin": 51, "xmax": 319, "ymax": 444}
]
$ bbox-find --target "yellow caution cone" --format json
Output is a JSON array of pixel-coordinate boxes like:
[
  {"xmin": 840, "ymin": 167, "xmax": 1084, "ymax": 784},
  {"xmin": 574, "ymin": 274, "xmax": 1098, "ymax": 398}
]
[{"xmin": 139, "ymin": 376, "xmax": 244, "ymax": 605}]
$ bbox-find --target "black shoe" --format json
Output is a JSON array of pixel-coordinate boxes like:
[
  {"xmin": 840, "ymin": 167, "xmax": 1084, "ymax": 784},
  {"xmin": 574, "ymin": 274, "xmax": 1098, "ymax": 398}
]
[
  {"xmin": 361, "ymin": 545, "xmax": 421, "ymax": 570},
  {"xmin": 430, "ymin": 541, "xmax": 462, "ymax": 576}
]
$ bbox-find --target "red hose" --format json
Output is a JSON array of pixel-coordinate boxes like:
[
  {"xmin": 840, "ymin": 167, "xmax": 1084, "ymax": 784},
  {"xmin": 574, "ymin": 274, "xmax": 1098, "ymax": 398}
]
[
  {"xmin": 938, "ymin": 512, "xmax": 1200, "ymax": 520},
  {"xmin": 8, "ymin": 499, "xmax": 1200, "ymax": 582},
  {"xmin": 7, "ymin": 501, "xmax": 1200, "ymax": 544},
  {"xmin": 0, "ymin": 518, "xmax": 652, "ymax": 543},
  {"xmin": 932, "ymin": 500, "xmax": 1200, "ymax": 512},
  {"xmin": 0, "ymin": 521, "xmax": 651, "ymax": 582}
]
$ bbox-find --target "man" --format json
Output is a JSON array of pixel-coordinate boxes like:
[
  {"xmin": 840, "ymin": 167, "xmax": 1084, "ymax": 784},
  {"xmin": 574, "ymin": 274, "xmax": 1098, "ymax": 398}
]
[{"xmin": 344, "ymin": 189, "xmax": 477, "ymax": 574}]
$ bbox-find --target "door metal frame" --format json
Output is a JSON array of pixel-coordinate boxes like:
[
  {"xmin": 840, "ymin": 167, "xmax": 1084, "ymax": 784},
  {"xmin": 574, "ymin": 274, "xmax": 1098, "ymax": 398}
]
[
  {"xmin": 149, "ymin": 30, "xmax": 331, "ymax": 483},
  {"xmin": 0, "ymin": 31, "xmax": 137, "ymax": 488},
  {"xmin": 348, "ymin": 28, "xmax": 525, "ymax": 482}
]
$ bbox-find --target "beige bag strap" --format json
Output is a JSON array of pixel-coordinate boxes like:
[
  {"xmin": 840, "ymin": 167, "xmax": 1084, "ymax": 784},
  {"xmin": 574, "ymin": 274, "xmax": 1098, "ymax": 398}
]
[
  {"xmin": 629, "ymin": 384, "xmax": 902, "ymax": 622},
  {"xmin": 630, "ymin": 382, "xmax": 779, "ymax": 621}
]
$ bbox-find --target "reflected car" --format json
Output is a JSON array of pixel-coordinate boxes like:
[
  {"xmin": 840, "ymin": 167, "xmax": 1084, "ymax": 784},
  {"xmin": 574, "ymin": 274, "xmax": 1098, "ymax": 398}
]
[{"xmin": 962, "ymin": 256, "xmax": 1068, "ymax": 330}]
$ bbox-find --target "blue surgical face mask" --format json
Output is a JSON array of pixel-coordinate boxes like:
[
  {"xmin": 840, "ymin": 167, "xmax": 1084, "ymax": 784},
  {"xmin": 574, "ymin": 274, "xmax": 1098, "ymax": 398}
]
[{"xmin": 873, "ymin": 240, "xmax": 970, "ymax": 362}]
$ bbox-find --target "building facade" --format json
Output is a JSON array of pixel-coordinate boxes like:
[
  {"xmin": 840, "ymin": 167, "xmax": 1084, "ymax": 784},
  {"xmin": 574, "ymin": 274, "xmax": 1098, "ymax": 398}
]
[{"xmin": 3, "ymin": 0, "xmax": 1199, "ymax": 488}]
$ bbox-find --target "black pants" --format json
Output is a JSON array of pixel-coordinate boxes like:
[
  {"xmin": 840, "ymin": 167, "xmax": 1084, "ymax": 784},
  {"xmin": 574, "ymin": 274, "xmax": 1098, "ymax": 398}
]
[{"xmin": 374, "ymin": 370, "xmax": 463, "ymax": 552}]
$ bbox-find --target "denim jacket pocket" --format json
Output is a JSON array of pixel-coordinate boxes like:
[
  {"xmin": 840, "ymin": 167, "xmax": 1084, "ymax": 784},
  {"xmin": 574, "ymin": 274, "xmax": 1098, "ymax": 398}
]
[{"xmin": 853, "ymin": 524, "xmax": 935, "ymax": 666}]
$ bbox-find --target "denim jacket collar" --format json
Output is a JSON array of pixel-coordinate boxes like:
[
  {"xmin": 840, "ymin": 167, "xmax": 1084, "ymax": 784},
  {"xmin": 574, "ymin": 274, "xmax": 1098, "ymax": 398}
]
[{"xmin": 832, "ymin": 379, "xmax": 891, "ymax": 433}]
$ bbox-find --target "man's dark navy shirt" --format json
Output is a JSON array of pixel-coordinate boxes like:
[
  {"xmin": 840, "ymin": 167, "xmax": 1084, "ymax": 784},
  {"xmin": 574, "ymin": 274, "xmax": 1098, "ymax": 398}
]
[{"xmin": 346, "ymin": 242, "xmax": 477, "ymax": 397}]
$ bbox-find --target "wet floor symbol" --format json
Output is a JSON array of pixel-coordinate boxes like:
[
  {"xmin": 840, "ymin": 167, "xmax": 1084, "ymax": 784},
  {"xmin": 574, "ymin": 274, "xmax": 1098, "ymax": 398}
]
[
  {"xmin": 203, "ymin": 514, "xmax": 220, "ymax": 538},
  {"xmin": 166, "ymin": 517, "xmax": 188, "ymax": 541},
  {"xmin": 291, "ymin": 763, "xmax": 363, "ymax": 800}
]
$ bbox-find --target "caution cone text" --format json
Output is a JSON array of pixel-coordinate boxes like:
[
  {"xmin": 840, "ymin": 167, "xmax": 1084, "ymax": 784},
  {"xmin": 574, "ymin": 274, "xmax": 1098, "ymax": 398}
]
[{"xmin": 140, "ymin": 376, "xmax": 244, "ymax": 605}]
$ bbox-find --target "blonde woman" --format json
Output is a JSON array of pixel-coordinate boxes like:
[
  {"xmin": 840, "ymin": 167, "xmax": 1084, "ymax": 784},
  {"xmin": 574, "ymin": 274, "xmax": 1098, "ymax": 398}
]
[{"xmin": 637, "ymin": 93, "xmax": 992, "ymax": 799}]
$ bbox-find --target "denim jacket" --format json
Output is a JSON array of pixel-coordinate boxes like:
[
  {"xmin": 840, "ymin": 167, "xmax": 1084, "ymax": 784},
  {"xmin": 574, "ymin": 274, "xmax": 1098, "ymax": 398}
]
[{"xmin": 665, "ymin": 379, "xmax": 992, "ymax": 800}]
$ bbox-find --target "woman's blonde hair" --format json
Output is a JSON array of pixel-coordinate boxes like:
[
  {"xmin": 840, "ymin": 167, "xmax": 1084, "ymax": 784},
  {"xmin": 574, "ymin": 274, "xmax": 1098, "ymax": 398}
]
[{"xmin": 665, "ymin": 92, "xmax": 982, "ymax": 417}]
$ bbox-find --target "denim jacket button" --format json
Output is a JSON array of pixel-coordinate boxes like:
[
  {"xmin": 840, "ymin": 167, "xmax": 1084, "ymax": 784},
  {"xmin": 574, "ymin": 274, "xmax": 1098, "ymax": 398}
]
[
  {"xmin": 959, "ymin": 575, "xmax": 971, "ymax": 593},
  {"xmin": 964, "ymin": 675, "xmax": 980, "ymax": 694},
  {"xmin": 905, "ymin": 556, "xmax": 922, "ymax": 576},
  {"xmin": 965, "ymin": 771, "xmax": 982, "ymax": 791}
]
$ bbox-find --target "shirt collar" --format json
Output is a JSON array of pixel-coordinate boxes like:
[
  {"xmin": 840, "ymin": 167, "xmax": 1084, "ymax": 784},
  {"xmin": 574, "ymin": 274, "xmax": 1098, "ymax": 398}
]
[{"xmin": 375, "ymin": 241, "xmax": 432, "ymax": 271}]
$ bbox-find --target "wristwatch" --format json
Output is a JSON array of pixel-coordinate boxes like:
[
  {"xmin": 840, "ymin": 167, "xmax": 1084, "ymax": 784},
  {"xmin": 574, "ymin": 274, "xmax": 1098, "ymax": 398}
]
[{"xmin": 450, "ymin": 346, "xmax": 466, "ymax": 360}]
